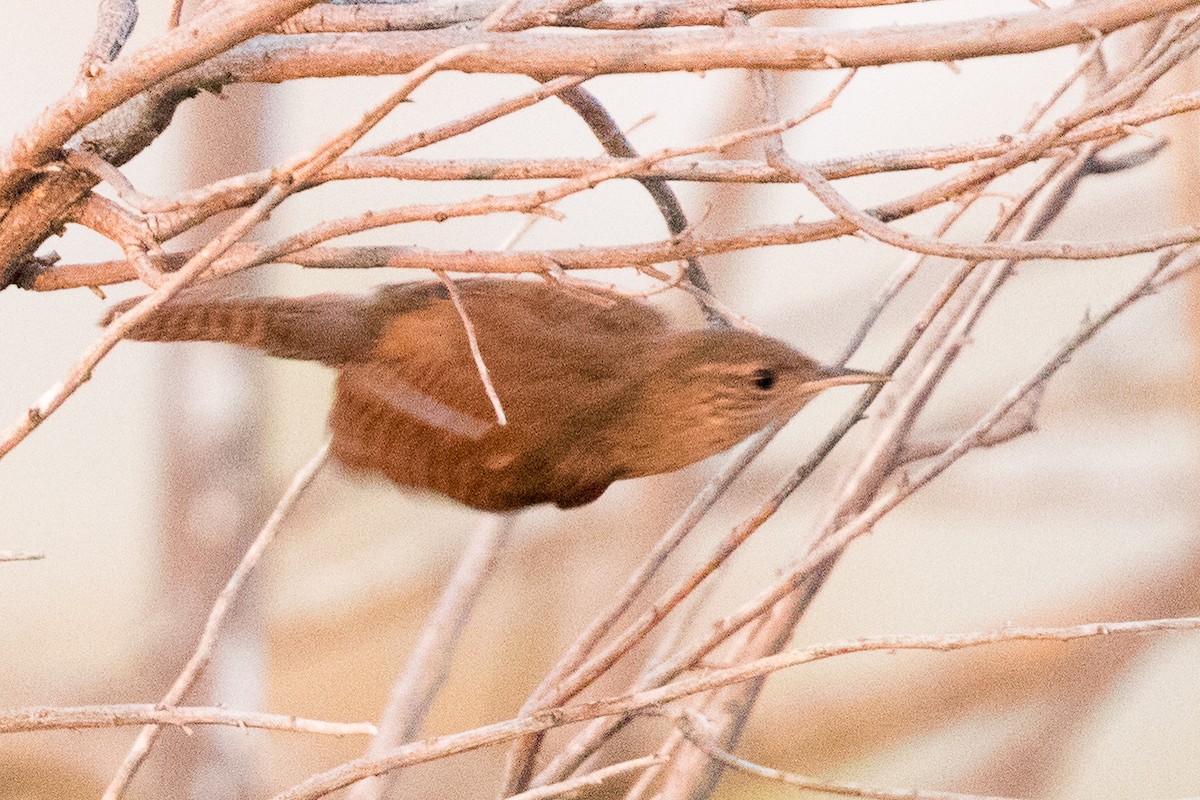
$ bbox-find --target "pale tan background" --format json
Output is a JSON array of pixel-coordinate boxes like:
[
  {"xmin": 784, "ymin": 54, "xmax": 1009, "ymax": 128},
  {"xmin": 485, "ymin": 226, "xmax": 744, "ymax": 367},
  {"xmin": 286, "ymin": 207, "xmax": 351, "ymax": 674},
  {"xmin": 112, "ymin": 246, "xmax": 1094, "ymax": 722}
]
[{"xmin": 2, "ymin": 2, "xmax": 1199, "ymax": 798}]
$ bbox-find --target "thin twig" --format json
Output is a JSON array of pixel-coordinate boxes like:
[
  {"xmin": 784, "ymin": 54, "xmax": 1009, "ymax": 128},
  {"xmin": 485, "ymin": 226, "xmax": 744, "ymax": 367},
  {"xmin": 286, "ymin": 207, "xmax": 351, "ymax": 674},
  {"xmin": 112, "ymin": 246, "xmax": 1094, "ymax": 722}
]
[
  {"xmin": 351, "ymin": 512, "xmax": 517, "ymax": 800},
  {"xmin": 0, "ymin": 0, "xmax": 325, "ymax": 197},
  {"xmin": 675, "ymin": 709, "xmax": 1021, "ymax": 800},
  {"xmin": 506, "ymin": 426, "xmax": 782, "ymax": 790},
  {"xmin": 212, "ymin": 97, "xmax": 849, "ymax": 281},
  {"xmin": 0, "ymin": 550, "xmax": 44, "ymax": 562},
  {"xmin": 113, "ymin": 82, "xmax": 1200, "ymax": 240},
  {"xmin": 0, "ymin": 44, "xmax": 476, "ymax": 462},
  {"xmin": 366, "ymin": 75, "xmax": 587, "ymax": 158},
  {"xmin": 143, "ymin": 79, "xmax": 1200, "ymax": 225},
  {"xmin": 268, "ymin": 613, "xmax": 1200, "ymax": 800},
  {"xmin": 553, "ymin": 83, "xmax": 721, "ymax": 320},
  {"xmin": 831, "ymin": 204, "xmax": 967, "ymax": 367},
  {"xmin": 435, "ymin": 272, "xmax": 508, "ymax": 426},
  {"xmin": 616, "ymin": 576, "xmax": 729, "ymax": 800},
  {"xmin": 0, "ymin": 703, "xmax": 374, "ymax": 736},
  {"xmin": 64, "ymin": 146, "xmax": 162, "ymax": 217},
  {"xmin": 622, "ymin": 730, "xmax": 681, "ymax": 800},
  {"xmin": 506, "ymin": 756, "xmax": 664, "ymax": 800},
  {"xmin": 138, "ymin": 75, "xmax": 584, "ymax": 226},
  {"xmin": 101, "ymin": 439, "xmax": 332, "ymax": 800},
  {"xmin": 613, "ymin": 615, "xmax": 1200, "ymax": 716}
]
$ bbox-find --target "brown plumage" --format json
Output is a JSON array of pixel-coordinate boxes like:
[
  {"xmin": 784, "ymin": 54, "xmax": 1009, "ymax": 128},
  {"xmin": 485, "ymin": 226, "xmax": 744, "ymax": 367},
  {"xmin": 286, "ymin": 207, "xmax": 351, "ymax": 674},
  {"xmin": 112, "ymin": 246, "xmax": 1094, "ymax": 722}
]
[{"xmin": 104, "ymin": 279, "xmax": 885, "ymax": 512}]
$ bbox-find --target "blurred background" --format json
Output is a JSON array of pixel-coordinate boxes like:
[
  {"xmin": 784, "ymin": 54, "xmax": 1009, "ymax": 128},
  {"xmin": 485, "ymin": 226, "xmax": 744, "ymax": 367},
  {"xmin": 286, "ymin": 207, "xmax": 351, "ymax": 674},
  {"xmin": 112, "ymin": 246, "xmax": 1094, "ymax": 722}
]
[{"xmin": 2, "ymin": 2, "xmax": 1199, "ymax": 798}]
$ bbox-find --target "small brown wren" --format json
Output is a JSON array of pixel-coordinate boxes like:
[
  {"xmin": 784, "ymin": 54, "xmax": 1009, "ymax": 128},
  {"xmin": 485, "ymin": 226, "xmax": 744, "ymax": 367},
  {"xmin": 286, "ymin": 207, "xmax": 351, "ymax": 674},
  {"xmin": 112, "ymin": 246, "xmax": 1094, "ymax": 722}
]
[{"xmin": 104, "ymin": 279, "xmax": 885, "ymax": 512}]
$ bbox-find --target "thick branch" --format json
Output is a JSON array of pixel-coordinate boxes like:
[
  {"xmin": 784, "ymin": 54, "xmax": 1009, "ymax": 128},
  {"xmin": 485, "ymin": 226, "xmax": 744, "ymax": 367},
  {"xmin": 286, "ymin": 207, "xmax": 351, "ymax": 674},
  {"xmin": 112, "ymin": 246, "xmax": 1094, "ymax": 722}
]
[
  {"xmin": 79, "ymin": 0, "xmax": 139, "ymax": 77},
  {"xmin": 0, "ymin": 0, "xmax": 322, "ymax": 197},
  {"xmin": 213, "ymin": 2, "xmax": 1200, "ymax": 81},
  {"xmin": 284, "ymin": 0, "xmax": 962, "ymax": 33}
]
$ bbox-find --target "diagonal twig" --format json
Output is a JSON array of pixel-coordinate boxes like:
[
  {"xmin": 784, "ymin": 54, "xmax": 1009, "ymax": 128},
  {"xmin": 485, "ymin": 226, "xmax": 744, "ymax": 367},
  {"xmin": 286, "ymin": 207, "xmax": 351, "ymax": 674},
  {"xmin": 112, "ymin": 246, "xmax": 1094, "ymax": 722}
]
[
  {"xmin": 0, "ymin": 43, "xmax": 478, "ymax": 462},
  {"xmin": 350, "ymin": 512, "xmax": 517, "ymax": 800},
  {"xmin": 100, "ymin": 439, "xmax": 332, "ymax": 800}
]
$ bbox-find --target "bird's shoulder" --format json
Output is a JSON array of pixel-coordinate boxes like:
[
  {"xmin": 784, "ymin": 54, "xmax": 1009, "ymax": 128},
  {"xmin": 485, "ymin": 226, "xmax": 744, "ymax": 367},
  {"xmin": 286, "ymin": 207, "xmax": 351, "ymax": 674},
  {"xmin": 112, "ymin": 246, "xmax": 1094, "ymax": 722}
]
[{"xmin": 371, "ymin": 278, "xmax": 669, "ymax": 349}]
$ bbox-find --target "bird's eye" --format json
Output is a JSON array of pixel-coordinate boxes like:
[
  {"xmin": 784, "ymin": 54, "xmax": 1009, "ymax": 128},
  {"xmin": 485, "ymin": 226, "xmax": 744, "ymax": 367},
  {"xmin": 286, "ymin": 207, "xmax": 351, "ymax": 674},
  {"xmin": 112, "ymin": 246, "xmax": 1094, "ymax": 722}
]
[{"xmin": 752, "ymin": 367, "xmax": 777, "ymax": 390}]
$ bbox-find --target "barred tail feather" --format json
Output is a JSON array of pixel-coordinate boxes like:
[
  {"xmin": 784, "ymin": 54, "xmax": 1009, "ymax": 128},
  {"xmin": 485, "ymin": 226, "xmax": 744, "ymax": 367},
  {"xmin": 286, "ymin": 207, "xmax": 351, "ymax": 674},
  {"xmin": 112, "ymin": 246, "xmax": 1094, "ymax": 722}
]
[{"xmin": 102, "ymin": 292, "xmax": 383, "ymax": 364}]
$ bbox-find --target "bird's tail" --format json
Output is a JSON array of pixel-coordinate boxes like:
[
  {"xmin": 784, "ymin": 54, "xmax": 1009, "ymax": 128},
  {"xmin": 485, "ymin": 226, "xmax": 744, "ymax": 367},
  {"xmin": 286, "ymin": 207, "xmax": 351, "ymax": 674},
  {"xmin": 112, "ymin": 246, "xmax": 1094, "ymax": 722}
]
[{"xmin": 102, "ymin": 291, "xmax": 383, "ymax": 365}]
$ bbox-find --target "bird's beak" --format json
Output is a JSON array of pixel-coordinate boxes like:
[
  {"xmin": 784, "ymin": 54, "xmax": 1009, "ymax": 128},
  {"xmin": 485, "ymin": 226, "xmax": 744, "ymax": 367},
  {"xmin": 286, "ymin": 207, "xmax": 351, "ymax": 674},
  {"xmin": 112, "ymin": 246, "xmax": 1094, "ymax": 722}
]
[{"xmin": 803, "ymin": 364, "xmax": 890, "ymax": 393}]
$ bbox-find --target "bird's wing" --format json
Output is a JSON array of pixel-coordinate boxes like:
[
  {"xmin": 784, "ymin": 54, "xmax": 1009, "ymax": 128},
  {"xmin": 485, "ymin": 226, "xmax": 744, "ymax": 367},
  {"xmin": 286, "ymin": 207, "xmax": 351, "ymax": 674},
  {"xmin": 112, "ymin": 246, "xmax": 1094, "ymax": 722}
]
[
  {"xmin": 340, "ymin": 361, "xmax": 494, "ymax": 440},
  {"xmin": 329, "ymin": 358, "xmax": 628, "ymax": 511}
]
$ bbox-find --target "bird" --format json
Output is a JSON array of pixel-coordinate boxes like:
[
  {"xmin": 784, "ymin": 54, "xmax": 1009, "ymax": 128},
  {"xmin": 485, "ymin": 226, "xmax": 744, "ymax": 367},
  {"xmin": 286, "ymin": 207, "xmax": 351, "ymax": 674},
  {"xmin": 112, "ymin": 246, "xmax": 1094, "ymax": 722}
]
[{"xmin": 103, "ymin": 278, "xmax": 886, "ymax": 512}]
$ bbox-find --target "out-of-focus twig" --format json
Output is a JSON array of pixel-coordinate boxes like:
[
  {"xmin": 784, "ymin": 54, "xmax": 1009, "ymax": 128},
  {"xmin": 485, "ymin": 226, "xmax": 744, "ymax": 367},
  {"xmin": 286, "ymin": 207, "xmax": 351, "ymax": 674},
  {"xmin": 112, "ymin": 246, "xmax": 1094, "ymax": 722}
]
[
  {"xmin": 350, "ymin": 512, "xmax": 516, "ymax": 800},
  {"xmin": 100, "ymin": 439, "xmax": 332, "ymax": 800}
]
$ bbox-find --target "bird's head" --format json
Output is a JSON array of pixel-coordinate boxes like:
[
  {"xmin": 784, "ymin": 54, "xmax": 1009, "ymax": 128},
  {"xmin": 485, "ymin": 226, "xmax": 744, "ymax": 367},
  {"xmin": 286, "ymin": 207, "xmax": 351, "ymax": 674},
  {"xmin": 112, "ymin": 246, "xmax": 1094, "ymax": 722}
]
[{"xmin": 632, "ymin": 329, "xmax": 886, "ymax": 472}]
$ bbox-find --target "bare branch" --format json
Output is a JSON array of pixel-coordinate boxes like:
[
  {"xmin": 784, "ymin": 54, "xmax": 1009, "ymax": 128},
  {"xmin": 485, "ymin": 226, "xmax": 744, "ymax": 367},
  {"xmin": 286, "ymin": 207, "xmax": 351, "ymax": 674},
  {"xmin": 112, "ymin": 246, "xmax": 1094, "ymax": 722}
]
[
  {"xmin": 285, "ymin": 0, "xmax": 954, "ymax": 32},
  {"xmin": 70, "ymin": 193, "xmax": 165, "ymax": 287},
  {"xmin": 216, "ymin": 99, "xmax": 835, "ymax": 281},
  {"xmin": 896, "ymin": 382, "xmax": 1046, "ymax": 466},
  {"xmin": 0, "ymin": 44, "xmax": 475, "ymax": 461},
  {"xmin": 554, "ymin": 84, "xmax": 720, "ymax": 321},
  {"xmin": 675, "ymin": 709, "xmax": 1022, "ymax": 800},
  {"xmin": 614, "ymin": 616, "xmax": 1200, "ymax": 716},
  {"xmin": 506, "ymin": 757, "xmax": 665, "ymax": 800},
  {"xmin": 351, "ymin": 512, "xmax": 516, "ymax": 800},
  {"xmin": 0, "ymin": 0, "xmax": 324, "ymax": 197},
  {"xmin": 79, "ymin": 0, "xmax": 139, "ymax": 79},
  {"xmin": 0, "ymin": 704, "xmax": 375, "ymax": 736},
  {"xmin": 219, "ymin": 2, "xmax": 1200, "ymax": 81},
  {"xmin": 268, "ymin": 614, "xmax": 1200, "ymax": 800},
  {"xmin": 123, "ymin": 85, "xmax": 1200, "ymax": 231},
  {"xmin": 503, "ymin": 426, "xmax": 784, "ymax": 792},
  {"xmin": 101, "ymin": 439, "xmax": 332, "ymax": 800}
]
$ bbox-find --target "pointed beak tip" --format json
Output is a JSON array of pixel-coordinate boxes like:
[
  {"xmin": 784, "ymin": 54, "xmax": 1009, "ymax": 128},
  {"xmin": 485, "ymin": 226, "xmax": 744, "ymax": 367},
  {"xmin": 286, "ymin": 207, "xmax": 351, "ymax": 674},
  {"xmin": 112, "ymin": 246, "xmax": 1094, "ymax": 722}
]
[{"xmin": 808, "ymin": 366, "xmax": 890, "ymax": 391}]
